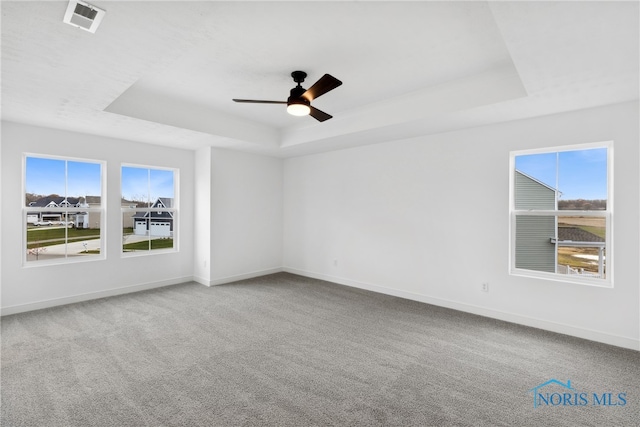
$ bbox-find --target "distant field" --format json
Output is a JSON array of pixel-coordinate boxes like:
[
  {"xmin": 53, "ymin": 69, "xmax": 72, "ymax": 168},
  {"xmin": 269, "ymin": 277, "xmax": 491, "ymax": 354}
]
[{"xmin": 558, "ymin": 216, "xmax": 605, "ymax": 227}]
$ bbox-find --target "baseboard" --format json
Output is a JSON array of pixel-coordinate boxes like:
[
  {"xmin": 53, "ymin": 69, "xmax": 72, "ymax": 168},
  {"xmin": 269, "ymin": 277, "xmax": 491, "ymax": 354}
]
[
  {"xmin": 2, "ymin": 268, "xmax": 283, "ymax": 314},
  {"xmin": 5, "ymin": 266, "xmax": 637, "ymax": 351},
  {"xmin": 283, "ymin": 267, "xmax": 640, "ymax": 351},
  {"xmin": 196, "ymin": 267, "xmax": 284, "ymax": 287},
  {"xmin": 192, "ymin": 275, "xmax": 211, "ymax": 286},
  {"xmin": 1, "ymin": 276, "xmax": 193, "ymax": 316}
]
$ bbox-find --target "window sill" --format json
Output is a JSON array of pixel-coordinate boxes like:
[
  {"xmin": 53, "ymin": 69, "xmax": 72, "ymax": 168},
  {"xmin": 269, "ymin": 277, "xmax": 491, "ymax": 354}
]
[
  {"xmin": 121, "ymin": 248, "xmax": 178, "ymax": 258},
  {"xmin": 23, "ymin": 255, "xmax": 106, "ymax": 268},
  {"xmin": 510, "ymin": 269, "xmax": 613, "ymax": 288}
]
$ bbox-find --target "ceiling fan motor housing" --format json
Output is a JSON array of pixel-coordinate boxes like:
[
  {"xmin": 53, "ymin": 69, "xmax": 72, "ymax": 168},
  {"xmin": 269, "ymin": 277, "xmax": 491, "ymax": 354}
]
[
  {"xmin": 291, "ymin": 70, "xmax": 307, "ymax": 84},
  {"xmin": 288, "ymin": 86, "xmax": 309, "ymax": 107}
]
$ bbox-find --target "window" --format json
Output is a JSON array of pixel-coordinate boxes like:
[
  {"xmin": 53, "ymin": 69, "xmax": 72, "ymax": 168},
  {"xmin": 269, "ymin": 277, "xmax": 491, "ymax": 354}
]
[
  {"xmin": 24, "ymin": 155, "xmax": 104, "ymax": 265},
  {"xmin": 121, "ymin": 165, "xmax": 177, "ymax": 254},
  {"xmin": 509, "ymin": 142, "xmax": 612, "ymax": 286}
]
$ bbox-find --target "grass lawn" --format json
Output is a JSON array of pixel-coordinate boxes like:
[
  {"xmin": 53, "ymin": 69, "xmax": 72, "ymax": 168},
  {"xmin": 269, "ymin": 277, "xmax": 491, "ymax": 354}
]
[
  {"xmin": 27, "ymin": 227, "xmax": 100, "ymax": 249},
  {"xmin": 557, "ymin": 247, "xmax": 601, "ymax": 273},
  {"xmin": 28, "ymin": 226, "xmax": 173, "ymax": 252},
  {"xmin": 123, "ymin": 239, "xmax": 174, "ymax": 251},
  {"xmin": 27, "ymin": 227, "xmax": 100, "ymax": 241},
  {"xmin": 578, "ymin": 225, "xmax": 606, "ymax": 239}
]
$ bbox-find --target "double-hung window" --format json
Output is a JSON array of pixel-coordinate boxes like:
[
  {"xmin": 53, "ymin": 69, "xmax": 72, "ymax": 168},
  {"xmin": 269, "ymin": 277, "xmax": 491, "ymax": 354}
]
[
  {"xmin": 23, "ymin": 155, "xmax": 105, "ymax": 265},
  {"xmin": 121, "ymin": 165, "xmax": 177, "ymax": 254},
  {"xmin": 509, "ymin": 142, "xmax": 612, "ymax": 286}
]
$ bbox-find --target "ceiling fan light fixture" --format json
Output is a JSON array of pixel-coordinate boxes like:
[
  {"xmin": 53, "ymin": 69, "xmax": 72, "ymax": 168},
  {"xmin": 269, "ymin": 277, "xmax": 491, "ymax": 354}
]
[
  {"xmin": 233, "ymin": 71, "xmax": 342, "ymax": 122},
  {"xmin": 287, "ymin": 102, "xmax": 311, "ymax": 116}
]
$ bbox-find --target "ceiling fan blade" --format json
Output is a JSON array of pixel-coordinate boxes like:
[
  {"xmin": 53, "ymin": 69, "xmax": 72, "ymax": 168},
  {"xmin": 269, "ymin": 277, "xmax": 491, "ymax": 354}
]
[
  {"xmin": 308, "ymin": 106, "xmax": 333, "ymax": 122},
  {"xmin": 301, "ymin": 74, "xmax": 342, "ymax": 101},
  {"xmin": 232, "ymin": 99, "xmax": 287, "ymax": 104}
]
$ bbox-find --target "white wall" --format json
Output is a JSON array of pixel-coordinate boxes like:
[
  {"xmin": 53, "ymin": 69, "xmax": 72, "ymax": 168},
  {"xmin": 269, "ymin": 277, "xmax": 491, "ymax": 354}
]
[
  {"xmin": 283, "ymin": 101, "xmax": 640, "ymax": 350},
  {"xmin": 3, "ymin": 102, "xmax": 637, "ymax": 349},
  {"xmin": 1, "ymin": 123, "xmax": 284, "ymax": 312},
  {"xmin": 1, "ymin": 122, "xmax": 196, "ymax": 313},
  {"xmin": 195, "ymin": 147, "xmax": 283, "ymax": 285},
  {"xmin": 193, "ymin": 146, "xmax": 213, "ymax": 283}
]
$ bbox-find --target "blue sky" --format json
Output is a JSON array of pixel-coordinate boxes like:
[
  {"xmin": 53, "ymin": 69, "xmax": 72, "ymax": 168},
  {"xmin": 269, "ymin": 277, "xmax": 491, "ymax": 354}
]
[
  {"xmin": 26, "ymin": 157, "xmax": 174, "ymax": 202},
  {"xmin": 515, "ymin": 148, "xmax": 607, "ymax": 200},
  {"xmin": 27, "ymin": 150, "xmax": 604, "ymax": 202},
  {"xmin": 26, "ymin": 157, "xmax": 102, "ymax": 197},
  {"xmin": 121, "ymin": 166, "xmax": 174, "ymax": 201}
]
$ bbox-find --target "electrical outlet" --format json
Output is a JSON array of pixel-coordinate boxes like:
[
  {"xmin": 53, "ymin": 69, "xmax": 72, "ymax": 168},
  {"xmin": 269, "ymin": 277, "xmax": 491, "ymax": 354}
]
[{"xmin": 481, "ymin": 282, "xmax": 489, "ymax": 292}]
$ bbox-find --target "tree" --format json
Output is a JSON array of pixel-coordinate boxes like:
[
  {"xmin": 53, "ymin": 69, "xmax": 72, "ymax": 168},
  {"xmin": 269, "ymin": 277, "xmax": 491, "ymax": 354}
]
[
  {"xmin": 558, "ymin": 199, "xmax": 606, "ymax": 210},
  {"xmin": 25, "ymin": 193, "xmax": 44, "ymax": 205}
]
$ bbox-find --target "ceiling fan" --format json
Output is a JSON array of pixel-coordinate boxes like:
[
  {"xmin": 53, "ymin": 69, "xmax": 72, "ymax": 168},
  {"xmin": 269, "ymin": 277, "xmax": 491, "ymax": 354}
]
[{"xmin": 233, "ymin": 71, "xmax": 342, "ymax": 122}]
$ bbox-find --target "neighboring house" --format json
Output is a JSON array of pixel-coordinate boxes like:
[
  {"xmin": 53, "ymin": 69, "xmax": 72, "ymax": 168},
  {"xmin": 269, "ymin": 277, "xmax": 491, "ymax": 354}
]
[
  {"xmin": 557, "ymin": 227, "xmax": 604, "ymax": 243},
  {"xmin": 131, "ymin": 197, "xmax": 174, "ymax": 237},
  {"xmin": 515, "ymin": 170, "xmax": 606, "ymax": 278},
  {"xmin": 119, "ymin": 199, "xmax": 137, "ymax": 229},
  {"xmin": 27, "ymin": 196, "xmax": 89, "ymax": 228},
  {"xmin": 85, "ymin": 195, "xmax": 102, "ymax": 230},
  {"xmin": 514, "ymin": 170, "xmax": 557, "ymax": 273},
  {"xmin": 85, "ymin": 196, "xmax": 136, "ymax": 228},
  {"xmin": 28, "ymin": 196, "xmax": 132, "ymax": 229}
]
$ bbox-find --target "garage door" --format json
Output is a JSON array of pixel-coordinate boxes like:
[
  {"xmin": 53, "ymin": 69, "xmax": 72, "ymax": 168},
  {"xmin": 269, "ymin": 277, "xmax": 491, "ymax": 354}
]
[
  {"xmin": 150, "ymin": 222, "xmax": 170, "ymax": 237},
  {"xmin": 134, "ymin": 221, "xmax": 147, "ymax": 235}
]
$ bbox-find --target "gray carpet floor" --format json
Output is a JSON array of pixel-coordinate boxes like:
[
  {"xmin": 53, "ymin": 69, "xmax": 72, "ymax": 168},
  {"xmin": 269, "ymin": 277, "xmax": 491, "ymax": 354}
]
[{"xmin": 1, "ymin": 272, "xmax": 639, "ymax": 426}]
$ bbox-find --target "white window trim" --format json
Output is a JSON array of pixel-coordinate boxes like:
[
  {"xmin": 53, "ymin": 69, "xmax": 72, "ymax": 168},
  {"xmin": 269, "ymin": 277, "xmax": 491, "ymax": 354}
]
[
  {"xmin": 120, "ymin": 164, "xmax": 179, "ymax": 257},
  {"xmin": 22, "ymin": 153, "xmax": 106, "ymax": 267},
  {"xmin": 508, "ymin": 141, "xmax": 613, "ymax": 287}
]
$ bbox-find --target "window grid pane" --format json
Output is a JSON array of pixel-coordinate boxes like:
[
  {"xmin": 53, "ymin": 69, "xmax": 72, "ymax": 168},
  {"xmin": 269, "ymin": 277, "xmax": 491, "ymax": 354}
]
[
  {"xmin": 24, "ymin": 155, "xmax": 103, "ymax": 265},
  {"xmin": 121, "ymin": 165, "xmax": 177, "ymax": 255},
  {"xmin": 511, "ymin": 144, "xmax": 610, "ymax": 285}
]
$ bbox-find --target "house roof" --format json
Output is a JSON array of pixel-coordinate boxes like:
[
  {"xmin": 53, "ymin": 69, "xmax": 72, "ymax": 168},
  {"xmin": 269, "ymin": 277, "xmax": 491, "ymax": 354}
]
[
  {"xmin": 132, "ymin": 197, "xmax": 174, "ymax": 219},
  {"xmin": 515, "ymin": 170, "xmax": 558, "ymax": 194},
  {"xmin": 157, "ymin": 198, "xmax": 174, "ymax": 209},
  {"xmin": 557, "ymin": 227, "xmax": 604, "ymax": 243},
  {"xmin": 2, "ymin": 2, "xmax": 637, "ymax": 157},
  {"xmin": 28, "ymin": 196, "xmax": 82, "ymax": 208},
  {"xmin": 132, "ymin": 212, "xmax": 173, "ymax": 220}
]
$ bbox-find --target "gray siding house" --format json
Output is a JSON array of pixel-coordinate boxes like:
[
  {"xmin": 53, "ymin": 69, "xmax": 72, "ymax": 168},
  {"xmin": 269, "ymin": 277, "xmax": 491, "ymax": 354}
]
[
  {"xmin": 514, "ymin": 170, "xmax": 557, "ymax": 273},
  {"xmin": 132, "ymin": 197, "xmax": 174, "ymax": 237},
  {"xmin": 515, "ymin": 170, "xmax": 606, "ymax": 278}
]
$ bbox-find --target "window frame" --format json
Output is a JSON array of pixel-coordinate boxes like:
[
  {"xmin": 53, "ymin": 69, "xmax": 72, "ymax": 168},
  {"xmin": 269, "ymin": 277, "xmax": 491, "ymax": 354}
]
[
  {"xmin": 120, "ymin": 163, "xmax": 179, "ymax": 257},
  {"xmin": 508, "ymin": 141, "xmax": 613, "ymax": 287},
  {"xmin": 22, "ymin": 153, "xmax": 106, "ymax": 267}
]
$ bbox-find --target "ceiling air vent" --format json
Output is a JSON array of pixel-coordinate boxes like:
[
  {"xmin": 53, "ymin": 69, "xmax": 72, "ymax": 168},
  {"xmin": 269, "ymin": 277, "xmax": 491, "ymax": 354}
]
[{"xmin": 63, "ymin": 0, "xmax": 105, "ymax": 34}]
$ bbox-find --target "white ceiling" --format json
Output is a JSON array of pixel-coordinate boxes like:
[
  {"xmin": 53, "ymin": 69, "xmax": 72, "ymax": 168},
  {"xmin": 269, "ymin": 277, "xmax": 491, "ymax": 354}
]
[{"xmin": 2, "ymin": 1, "xmax": 638, "ymax": 158}]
